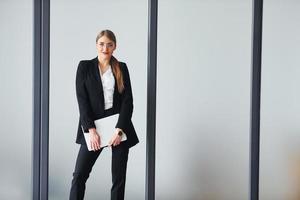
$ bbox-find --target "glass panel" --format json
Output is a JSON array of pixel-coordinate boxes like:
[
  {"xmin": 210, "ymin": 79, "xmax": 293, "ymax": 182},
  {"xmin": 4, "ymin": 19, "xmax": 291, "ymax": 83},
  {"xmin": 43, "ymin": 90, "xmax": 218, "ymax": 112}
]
[
  {"xmin": 260, "ymin": 1, "xmax": 300, "ymax": 199},
  {"xmin": 156, "ymin": 0, "xmax": 252, "ymax": 199},
  {"xmin": 49, "ymin": 0, "xmax": 147, "ymax": 199},
  {"xmin": 0, "ymin": 0, "xmax": 33, "ymax": 199}
]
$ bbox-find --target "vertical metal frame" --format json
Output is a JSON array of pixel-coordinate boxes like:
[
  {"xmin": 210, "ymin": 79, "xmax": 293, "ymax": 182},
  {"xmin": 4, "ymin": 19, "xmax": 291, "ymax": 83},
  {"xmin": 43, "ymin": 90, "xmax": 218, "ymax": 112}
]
[
  {"xmin": 250, "ymin": 0, "xmax": 263, "ymax": 200},
  {"xmin": 146, "ymin": 0, "xmax": 158, "ymax": 199},
  {"xmin": 33, "ymin": 0, "xmax": 50, "ymax": 199},
  {"xmin": 32, "ymin": 0, "xmax": 41, "ymax": 198}
]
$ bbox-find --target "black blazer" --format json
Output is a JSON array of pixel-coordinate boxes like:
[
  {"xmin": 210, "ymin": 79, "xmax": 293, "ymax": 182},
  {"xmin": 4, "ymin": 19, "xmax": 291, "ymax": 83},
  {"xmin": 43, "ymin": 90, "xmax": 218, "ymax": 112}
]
[{"xmin": 75, "ymin": 57, "xmax": 139, "ymax": 148}]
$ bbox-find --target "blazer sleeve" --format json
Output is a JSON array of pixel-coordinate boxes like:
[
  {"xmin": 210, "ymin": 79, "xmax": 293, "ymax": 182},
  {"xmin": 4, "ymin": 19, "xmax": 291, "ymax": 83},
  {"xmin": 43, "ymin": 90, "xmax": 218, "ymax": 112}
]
[
  {"xmin": 76, "ymin": 61, "xmax": 96, "ymax": 131},
  {"xmin": 116, "ymin": 63, "xmax": 133, "ymax": 130}
]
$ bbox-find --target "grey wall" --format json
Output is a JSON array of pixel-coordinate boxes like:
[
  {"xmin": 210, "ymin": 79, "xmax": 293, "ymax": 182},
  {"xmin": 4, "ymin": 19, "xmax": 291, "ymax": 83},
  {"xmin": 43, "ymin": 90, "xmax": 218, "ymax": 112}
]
[
  {"xmin": 156, "ymin": 0, "xmax": 252, "ymax": 199},
  {"xmin": 260, "ymin": 1, "xmax": 300, "ymax": 200},
  {"xmin": 49, "ymin": 0, "xmax": 147, "ymax": 199},
  {"xmin": 0, "ymin": 0, "xmax": 33, "ymax": 199}
]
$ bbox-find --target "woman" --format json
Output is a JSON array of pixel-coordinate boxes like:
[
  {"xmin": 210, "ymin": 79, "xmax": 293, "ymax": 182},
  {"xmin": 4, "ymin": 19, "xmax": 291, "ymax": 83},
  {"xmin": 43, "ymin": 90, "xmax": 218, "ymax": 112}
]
[{"xmin": 69, "ymin": 30, "xmax": 139, "ymax": 200}]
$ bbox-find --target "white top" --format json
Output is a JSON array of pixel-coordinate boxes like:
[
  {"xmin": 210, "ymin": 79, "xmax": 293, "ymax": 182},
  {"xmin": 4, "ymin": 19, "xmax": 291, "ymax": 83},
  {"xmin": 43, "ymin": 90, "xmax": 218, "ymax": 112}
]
[{"xmin": 99, "ymin": 65, "xmax": 115, "ymax": 110}]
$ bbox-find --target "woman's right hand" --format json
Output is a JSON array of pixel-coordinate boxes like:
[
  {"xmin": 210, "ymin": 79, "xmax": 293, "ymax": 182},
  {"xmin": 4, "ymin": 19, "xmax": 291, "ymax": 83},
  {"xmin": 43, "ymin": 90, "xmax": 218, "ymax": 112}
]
[{"xmin": 89, "ymin": 128, "xmax": 101, "ymax": 151}]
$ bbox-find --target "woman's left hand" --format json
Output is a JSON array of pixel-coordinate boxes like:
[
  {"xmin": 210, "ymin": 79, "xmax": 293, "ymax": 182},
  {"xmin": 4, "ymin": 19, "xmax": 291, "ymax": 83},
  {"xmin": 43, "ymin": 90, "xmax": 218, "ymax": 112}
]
[{"xmin": 109, "ymin": 128, "xmax": 123, "ymax": 147}]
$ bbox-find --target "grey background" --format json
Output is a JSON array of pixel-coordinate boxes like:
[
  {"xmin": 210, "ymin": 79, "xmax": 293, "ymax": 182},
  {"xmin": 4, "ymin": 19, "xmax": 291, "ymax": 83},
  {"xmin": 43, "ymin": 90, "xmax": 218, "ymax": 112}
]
[
  {"xmin": 0, "ymin": 0, "xmax": 32, "ymax": 199},
  {"xmin": 260, "ymin": 0, "xmax": 300, "ymax": 200},
  {"xmin": 1, "ymin": 0, "xmax": 300, "ymax": 200},
  {"xmin": 156, "ymin": 0, "xmax": 251, "ymax": 199}
]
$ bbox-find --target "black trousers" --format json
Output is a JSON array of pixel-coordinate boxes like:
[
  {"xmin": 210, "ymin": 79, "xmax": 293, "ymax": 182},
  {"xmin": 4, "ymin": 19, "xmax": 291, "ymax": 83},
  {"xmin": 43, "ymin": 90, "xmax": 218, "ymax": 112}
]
[{"xmin": 69, "ymin": 142, "xmax": 129, "ymax": 200}]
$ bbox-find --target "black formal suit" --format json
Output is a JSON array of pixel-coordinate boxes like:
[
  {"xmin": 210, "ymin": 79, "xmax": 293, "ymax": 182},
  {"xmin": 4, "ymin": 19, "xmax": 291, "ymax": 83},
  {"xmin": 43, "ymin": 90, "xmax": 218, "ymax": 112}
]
[
  {"xmin": 69, "ymin": 57, "xmax": 138, "ymax": 200},
  {"xmin": 75, "ymin": 57, "xmax": 139, "ymax": 148}
]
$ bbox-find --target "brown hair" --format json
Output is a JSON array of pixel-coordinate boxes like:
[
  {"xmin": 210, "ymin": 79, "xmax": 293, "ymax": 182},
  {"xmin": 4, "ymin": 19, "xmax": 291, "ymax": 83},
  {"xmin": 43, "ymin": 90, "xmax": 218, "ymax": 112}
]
[{"xmin": 96, "ymin": 30, "xmax": 124, "ymax": 93}]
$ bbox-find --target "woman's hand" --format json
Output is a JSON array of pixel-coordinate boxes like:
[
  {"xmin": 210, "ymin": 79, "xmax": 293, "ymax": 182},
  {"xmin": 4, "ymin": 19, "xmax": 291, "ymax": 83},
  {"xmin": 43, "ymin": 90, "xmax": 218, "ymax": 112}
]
[
  {"xmin": 89, "ymin": 128, "xmax": 101, "ymax": 151},
  {"xmin": 109, "ymin": 128, "xmax": 123, "ymax": 147}
]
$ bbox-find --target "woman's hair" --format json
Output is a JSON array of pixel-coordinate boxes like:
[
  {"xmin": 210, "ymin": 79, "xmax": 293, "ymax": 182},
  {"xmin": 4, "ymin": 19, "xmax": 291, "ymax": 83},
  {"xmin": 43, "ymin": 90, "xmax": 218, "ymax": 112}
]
[{"xmin": 96, "ymin": 30, "xmax": 124, "ymax": 93}]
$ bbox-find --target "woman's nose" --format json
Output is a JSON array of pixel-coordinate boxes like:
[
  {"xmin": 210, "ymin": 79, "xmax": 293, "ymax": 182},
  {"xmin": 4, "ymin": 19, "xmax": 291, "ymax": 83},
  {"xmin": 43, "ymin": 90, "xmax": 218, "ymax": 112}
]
[{"xmin": 103, "ymin": 46, "xmax": 108, "ymax": 51}]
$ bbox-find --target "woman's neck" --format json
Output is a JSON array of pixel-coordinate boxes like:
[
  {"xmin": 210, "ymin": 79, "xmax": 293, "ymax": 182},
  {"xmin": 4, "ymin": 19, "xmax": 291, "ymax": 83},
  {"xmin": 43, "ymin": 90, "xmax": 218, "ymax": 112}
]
[
  {"xmin": 97, "ymin": 57, "xmax": 110, "ymax": 68},
  {"xmin": 97, "ymin": 57, "xmax": 111, "ymax": 74}
]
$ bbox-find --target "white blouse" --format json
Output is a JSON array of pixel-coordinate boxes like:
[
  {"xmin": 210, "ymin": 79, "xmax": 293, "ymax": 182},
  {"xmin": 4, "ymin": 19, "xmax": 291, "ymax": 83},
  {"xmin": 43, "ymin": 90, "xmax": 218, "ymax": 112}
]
[{"xmin": 99, "ymin": 65, "xmax": 115, "ymax": 110}]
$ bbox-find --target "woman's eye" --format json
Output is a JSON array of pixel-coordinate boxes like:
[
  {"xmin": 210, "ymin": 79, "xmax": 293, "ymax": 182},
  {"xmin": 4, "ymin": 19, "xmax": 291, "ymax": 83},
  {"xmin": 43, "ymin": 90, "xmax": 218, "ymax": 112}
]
[{"xmin": 98, "ymin": 43, "xmax": 114, "ymax": 49}]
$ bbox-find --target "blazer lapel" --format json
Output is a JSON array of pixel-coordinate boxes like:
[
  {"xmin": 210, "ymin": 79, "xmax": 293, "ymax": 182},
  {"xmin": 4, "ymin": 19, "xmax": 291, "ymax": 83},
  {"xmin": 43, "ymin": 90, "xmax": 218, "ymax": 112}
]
[
  {"xmin": 91, "ymin": 57, "xmax": 105, "ymax": 108},
  {"xmin": 92, "ymin": 57, "xmax": 102, "ymax": 85},
  {"xmin": 112, "ymin": 68, "xmax": 119, "ymax": 108}
]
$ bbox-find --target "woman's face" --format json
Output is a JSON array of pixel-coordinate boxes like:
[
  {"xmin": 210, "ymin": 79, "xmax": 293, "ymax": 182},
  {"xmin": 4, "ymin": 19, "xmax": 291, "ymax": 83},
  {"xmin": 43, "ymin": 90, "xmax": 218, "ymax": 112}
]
[{"xmin": 96, "ymin": 35, "xmax": 116, "ymax": 61}]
